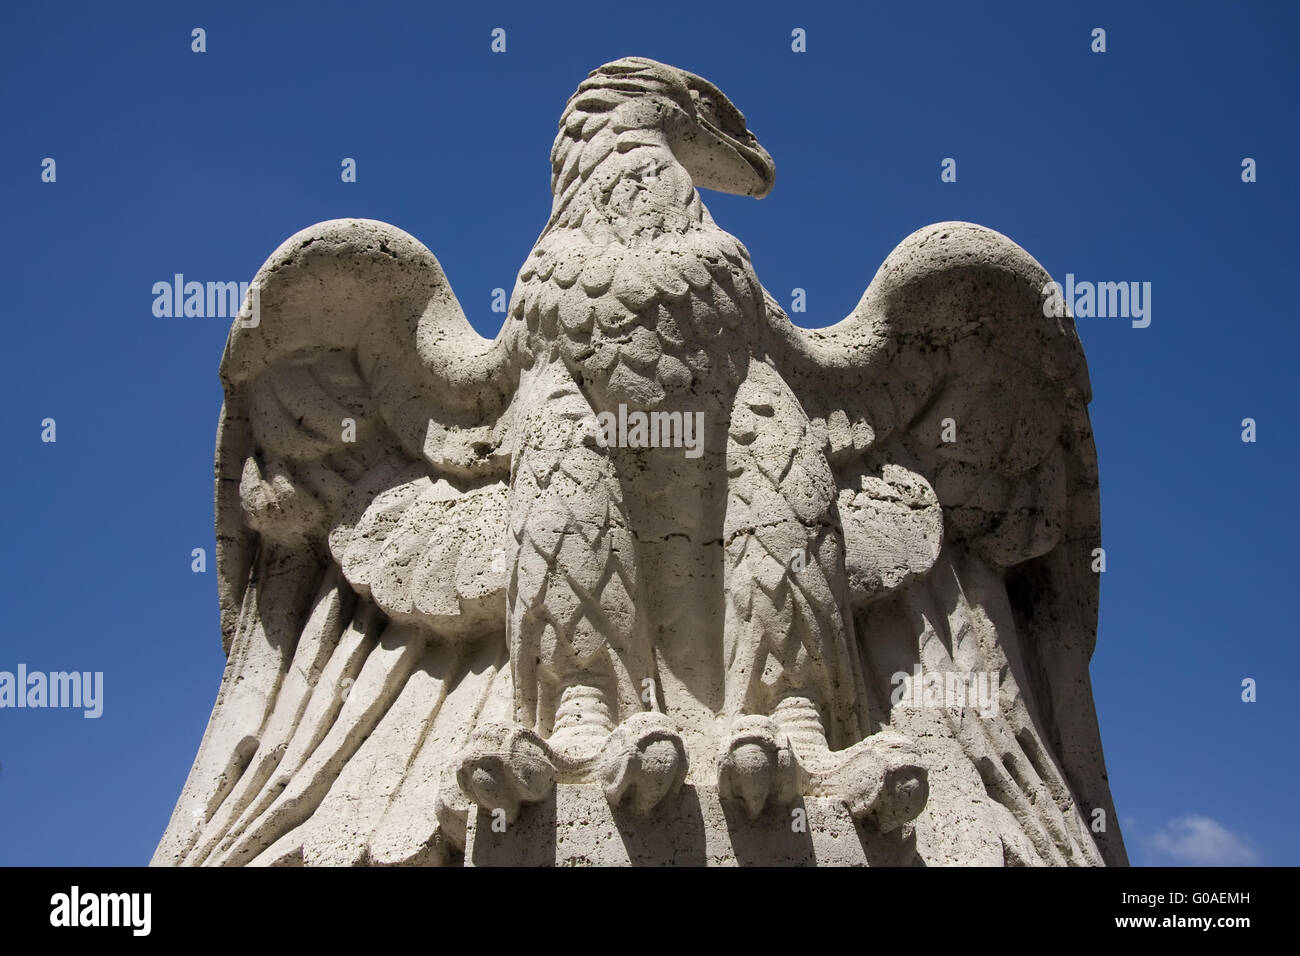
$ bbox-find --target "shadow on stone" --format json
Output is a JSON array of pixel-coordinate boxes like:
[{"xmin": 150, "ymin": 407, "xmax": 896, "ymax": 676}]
[
  {"xmin": 856, "ymin": 817, "xmax": 925, "ymax": 867},
  {"xmin": 609, "ymin": 787, "xmax": 708, "ymax": 866},
  {"xmin": 720, "ymin": 797, "xmax": 817, "ymax": 866},
  {"xmin": 468, "ymin": 794, "xmax": 557, "ymax": 867}
]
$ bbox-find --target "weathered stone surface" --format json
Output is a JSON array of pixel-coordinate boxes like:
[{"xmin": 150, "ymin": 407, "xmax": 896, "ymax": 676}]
[
  {"xmin": 155, "ymin": 56, "xmax": 1125, "ymax": 867},
  {"xmin": 464, "ymin": 784, "xmax": 919, "ymax": 867}
]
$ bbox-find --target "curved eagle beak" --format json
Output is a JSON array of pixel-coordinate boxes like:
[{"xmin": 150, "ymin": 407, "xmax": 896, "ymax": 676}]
[
  {"xmin": 672, "ymin": 71, "xmax": 776, "ymax": 199},
  {"xmin": 698, "ymin": 116, "xmax": 776, "ymax": 199}
]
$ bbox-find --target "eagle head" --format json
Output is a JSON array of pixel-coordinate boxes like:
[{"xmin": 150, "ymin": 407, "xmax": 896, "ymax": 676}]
[{"xmin": 562, "ymin": 55, "xmax": 776, "ymax": 199}]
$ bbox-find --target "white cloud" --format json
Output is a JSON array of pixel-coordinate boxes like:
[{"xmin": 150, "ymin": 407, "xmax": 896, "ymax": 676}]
[{"xmin": 1144, "ymin": 815, "xmax": 1259, "ymax": 866}]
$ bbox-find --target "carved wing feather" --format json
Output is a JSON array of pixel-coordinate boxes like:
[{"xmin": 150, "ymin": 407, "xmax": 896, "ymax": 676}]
[
  {"xmin": 154, "ymin": 219, "xmax": 519, "ymax": 866},
  {"xmin": 215, "ymin": 218, "xmax": 519, "ymax": 647},
  {"xmin": 766, "ymin": 221, "xmax": 1091, "ymax": 600},
  {"xmin": 766, "ymin": 221, "xmax": 1125, "ymax": 865}
]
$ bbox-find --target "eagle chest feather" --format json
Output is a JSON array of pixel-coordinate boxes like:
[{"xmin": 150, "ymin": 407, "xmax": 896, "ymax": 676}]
[{"xmin": 512, "ymin": 222, "xmax": 763, "ymax": 410}]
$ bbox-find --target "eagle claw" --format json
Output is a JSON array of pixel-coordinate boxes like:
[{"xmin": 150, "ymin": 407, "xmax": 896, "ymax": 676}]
[
  {"xmin": 598, "ymin": 712, "xmax": 687, "ymax": 814},
  {"xmin": 452, "ymin": 723, "xmax": 557, "ymax": 826},
  {"xmin": 717, "ymin": 715, "xmax": 799, "ymax": 819},
  {"xmin": 802, "ymin": 732, "xmax": 929, "ymax": 831}
]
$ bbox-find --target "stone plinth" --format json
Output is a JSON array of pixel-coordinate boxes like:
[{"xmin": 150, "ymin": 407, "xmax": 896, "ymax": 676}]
[{"xmin": 463, "ymin": 784, "xmax": 919, "ymax": 866}]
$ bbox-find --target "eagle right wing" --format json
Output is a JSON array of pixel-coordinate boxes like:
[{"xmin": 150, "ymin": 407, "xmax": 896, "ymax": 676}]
[{"xmin": 154, "ymin": 219, "xmax": 522, "ymax": 867}]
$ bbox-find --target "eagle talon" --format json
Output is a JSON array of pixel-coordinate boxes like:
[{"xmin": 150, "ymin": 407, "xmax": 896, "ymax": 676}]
[
  {"xmin": 801, "ymin": 732, "xmax": 929, "ymax": 831},
  {"xmin": 717, "ymin": 715, "xmax": 799, "ymax": 819},
  {"xmin": 598, "ymin": 712, "xmax": 687, "ymax": 814},
  {"xmin": 451, "ymin": 723, "xmax": 557, "ymax": 826}
]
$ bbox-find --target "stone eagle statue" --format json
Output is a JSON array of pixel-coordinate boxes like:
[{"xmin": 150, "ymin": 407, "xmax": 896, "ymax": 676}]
[{"xmin": 154, "ymin": 56, "xmax": 1126, "ymax": 866}]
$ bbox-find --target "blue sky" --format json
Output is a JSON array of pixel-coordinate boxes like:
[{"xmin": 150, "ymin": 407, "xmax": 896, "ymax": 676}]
[{"xmin": 1, "ymin": 0, "xmax": 1295, "ymax": 865}]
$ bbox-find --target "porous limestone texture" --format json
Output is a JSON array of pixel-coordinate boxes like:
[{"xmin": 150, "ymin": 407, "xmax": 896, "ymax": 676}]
[
  {"xmin": 463, "ymin": 784, "xmax": 919, "ymax": 867},
  {"xmin": 154, "ymin": 56, "xmax": 1126, "ymax": 867}
]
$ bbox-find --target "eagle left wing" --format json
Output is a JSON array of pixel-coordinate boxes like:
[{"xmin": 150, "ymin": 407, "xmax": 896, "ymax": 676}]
[{"xmin": 763, "ymin": 221, "xmax": 1126, "ymax": 866}]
